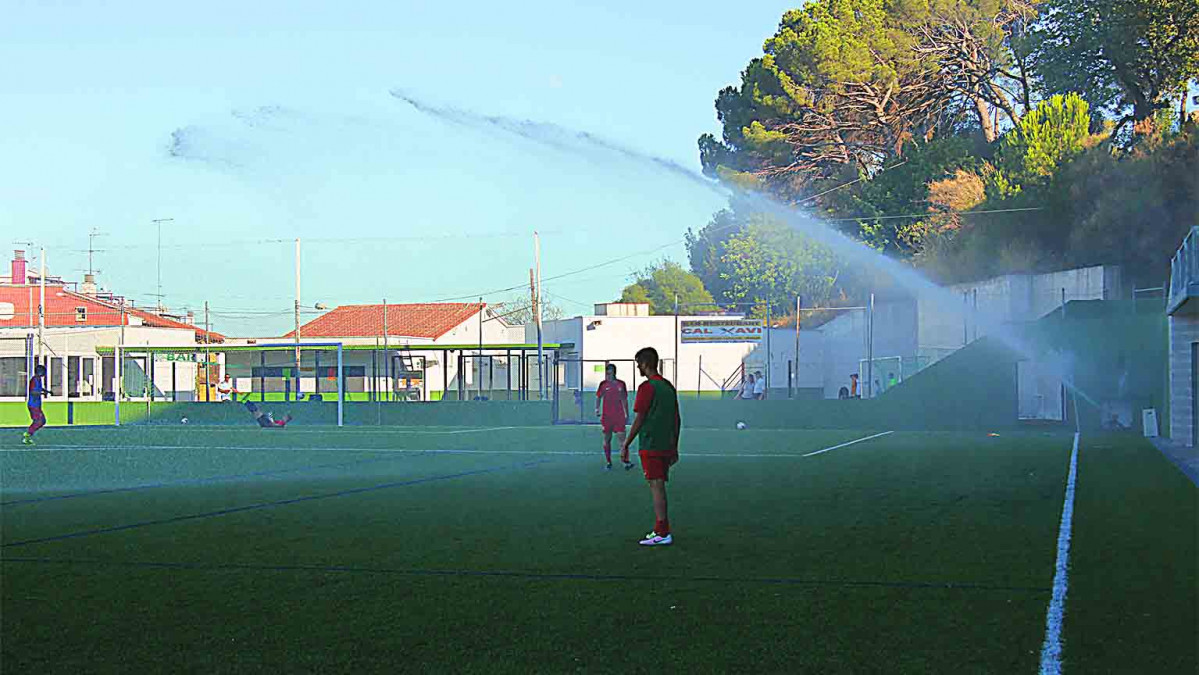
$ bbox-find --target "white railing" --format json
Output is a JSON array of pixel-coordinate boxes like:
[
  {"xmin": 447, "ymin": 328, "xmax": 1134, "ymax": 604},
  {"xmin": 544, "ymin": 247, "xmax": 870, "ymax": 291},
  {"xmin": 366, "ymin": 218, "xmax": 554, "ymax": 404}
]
[{"xmin": 1168, "ymin": 226, "xmax": 1199, "ymax": 315}]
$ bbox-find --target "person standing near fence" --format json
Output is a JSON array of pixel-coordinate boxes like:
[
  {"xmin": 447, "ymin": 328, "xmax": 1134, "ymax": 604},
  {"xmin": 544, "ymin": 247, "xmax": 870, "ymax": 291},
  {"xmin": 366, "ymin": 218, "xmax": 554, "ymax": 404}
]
[
  {"xmin": 739, "ymin": 373, "xmax": 756, "ymax": 400},
  {"xmin": 217, "ymin": 375, "xmax": 236, "ymax": 402},
  {"xmin": 22, "ymin": 364, "xmax": 47, "ymax": 446},
  {"xmin": 596, "ymin": 364, "xmax": 633, "ymax": 471}
]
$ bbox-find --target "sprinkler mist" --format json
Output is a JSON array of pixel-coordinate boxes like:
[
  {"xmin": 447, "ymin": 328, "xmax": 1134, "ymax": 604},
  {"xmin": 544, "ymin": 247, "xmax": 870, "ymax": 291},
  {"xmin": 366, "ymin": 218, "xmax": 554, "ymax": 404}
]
[{"xmin": 388, "ymin": 90, "xmax": 1098, "ymax": 409}]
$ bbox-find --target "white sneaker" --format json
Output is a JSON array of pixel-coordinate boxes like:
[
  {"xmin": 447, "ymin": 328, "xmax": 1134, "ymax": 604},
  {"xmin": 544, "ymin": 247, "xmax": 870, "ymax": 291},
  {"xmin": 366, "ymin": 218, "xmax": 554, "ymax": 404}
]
[{"xmin": 639, "ymin": 532, "xmax": 672, "ymax": 546}]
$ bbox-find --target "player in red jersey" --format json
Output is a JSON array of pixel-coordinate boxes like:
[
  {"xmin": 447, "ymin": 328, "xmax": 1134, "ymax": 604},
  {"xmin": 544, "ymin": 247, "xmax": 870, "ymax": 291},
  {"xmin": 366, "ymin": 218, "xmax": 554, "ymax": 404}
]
[
  {"xmin": 621, "ymin": 347, "xmax": 681, "ymax": 546},
  {"xmin": 22, "ymin": 364, "xmax": 47, "ymax": 445},
  {"xmin": 595, "ymin": 363, "xmax": 633, "ymax": 470}
]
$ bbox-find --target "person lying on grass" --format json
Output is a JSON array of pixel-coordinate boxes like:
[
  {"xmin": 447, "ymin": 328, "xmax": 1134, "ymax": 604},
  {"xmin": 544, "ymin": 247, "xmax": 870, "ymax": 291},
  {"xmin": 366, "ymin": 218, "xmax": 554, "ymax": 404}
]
[{"xmin": 241, "ymin": 396, "xmax": 292, "ymax": 428}]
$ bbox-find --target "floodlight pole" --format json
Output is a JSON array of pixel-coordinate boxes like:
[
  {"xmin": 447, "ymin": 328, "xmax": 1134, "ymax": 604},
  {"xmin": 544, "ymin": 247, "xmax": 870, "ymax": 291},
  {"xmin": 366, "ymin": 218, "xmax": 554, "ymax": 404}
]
[
  {"xmin": 867, "ymin": 293, "xmax": 875, "ymax": 399},
  {"xmin": 794, "ymin": 295, "xmax": 801, "ymax": 399},
  {"xmin": 765, "ymin": 301, "xmax": 772, "ymax": 394},
  {"xmin": 382, "ymin": 299, "xmax": 389, "ymax": 402},
  {"xmin": 116, "ymin": 300, "xmax": 126, "ymax": 426},
  {"xmin": 294, "ymin": 238, "xmax": 301, "ymax": 401},
  {"xmin": 37, "ymin": 247, "xmax": 45, "ymax": 367},
  {"xmin": 152, "ymin": 218, "xmax": 174, "ymax": 312},
  {"xmin": 478, "ymin": 296, "xmax": 484, "ymax": 400},
  {"xmin": 673, "ymin": 294, "xmax": 679, "ymax": 384},
  {"xmin": 204, "ymin": 301, "xmax": 211, "ymax": 402},
  {"xmin": 337, "ymin": 343, "xmax": 344, "ymax": 427}
]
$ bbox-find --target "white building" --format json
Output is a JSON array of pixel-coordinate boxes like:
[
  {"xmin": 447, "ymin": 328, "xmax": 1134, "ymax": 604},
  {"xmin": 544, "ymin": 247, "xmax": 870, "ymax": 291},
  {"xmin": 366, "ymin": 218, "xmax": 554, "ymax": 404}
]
[
  {"xmin": 252, "ymin": 302, "xmax": 536, "ymax": 401},
  {"xmin": 0, "ymin": 251, "xmax": 223, "ymax": 402},
  {"xmin": 1167, "ymin": 228, "xmax": 1198, "ymax": 445},
  {"xmin": 535, "ymin": 303, "xmax": 766, "ymax": 396}
]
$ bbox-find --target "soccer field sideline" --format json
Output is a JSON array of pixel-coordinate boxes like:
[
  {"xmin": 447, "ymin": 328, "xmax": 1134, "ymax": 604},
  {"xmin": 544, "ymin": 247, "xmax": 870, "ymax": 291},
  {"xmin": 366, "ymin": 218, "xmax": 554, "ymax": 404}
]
[{"xmin": 2, "ymin": 428, "xmax": 1069, "ymax": 594}]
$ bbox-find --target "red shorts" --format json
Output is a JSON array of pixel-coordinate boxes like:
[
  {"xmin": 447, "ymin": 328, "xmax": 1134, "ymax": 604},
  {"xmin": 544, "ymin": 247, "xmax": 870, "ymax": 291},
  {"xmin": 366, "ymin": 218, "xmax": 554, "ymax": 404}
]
[
  {"xmin": 28, "ymin": 406, "xmax": 46, "ymax": 424},
  {"xmin": 639, "ymin": 451, "xmax": 678, "ymax": 481},
  {"xmin": 601, "ymin": 418, "xmax": 626, "ymax": 434}
]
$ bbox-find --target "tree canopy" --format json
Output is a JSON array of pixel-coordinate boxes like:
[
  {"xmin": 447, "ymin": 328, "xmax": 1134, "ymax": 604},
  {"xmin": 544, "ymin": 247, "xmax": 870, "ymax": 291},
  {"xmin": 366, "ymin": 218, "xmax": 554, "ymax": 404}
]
[
  {"xmin": 687, "ymin": 208, "xmax": 850, "ymax": 318},
  {"xmin": 619, "ymin": 261, "xmax": 715, "ymax": 315},
  {"xmin": 693, "ymin": 0, "xmax": 1198, "ymax": 296},
  {"xmin": 1030, "ymin": 0, "xmax": 1199, "ymax": 133}
]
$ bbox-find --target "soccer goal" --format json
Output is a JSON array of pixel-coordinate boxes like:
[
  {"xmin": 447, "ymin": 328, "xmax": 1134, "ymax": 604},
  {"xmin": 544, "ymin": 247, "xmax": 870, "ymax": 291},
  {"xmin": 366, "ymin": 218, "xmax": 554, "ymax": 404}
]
[
  {"xmin": 551, "ymin": 357, "xmax": 644, "ymax": 425},
  {"xmin": 121, "ymin": 342, "xmax": 346, "ymax": 427},
  {"xmin": 858, "ymin": 355, "xmax": 904, "ymax": 398}
]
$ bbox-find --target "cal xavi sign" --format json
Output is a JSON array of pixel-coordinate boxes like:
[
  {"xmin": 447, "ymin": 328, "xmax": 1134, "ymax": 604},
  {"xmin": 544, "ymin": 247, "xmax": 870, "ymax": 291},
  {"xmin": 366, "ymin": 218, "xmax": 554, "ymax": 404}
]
[{"xmin": 680, "ymin": 319, "xmax": 764, "ymax": 343}]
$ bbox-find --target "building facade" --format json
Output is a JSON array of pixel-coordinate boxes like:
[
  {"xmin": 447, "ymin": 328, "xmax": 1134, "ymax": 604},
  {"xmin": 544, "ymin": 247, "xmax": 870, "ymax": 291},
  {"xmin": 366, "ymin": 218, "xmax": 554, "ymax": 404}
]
[
  {"xmin": 0, "ymin": 250, "xmax": 221, "ymax": 402},
  {"xmin": 1167, "ymin": 228, "xmax": 1199, "ymax": 445}
]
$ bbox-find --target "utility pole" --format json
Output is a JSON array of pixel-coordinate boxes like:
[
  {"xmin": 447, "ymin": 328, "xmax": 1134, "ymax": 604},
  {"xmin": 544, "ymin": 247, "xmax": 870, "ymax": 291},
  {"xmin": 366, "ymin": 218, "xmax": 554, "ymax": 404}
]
[
  {"xmin": 151, "ymin": 218, "xmax": 173, "ymax": 313},
  {"xmin": 534, "ymin": 232, "xmax": 544, "ymax": 399}
]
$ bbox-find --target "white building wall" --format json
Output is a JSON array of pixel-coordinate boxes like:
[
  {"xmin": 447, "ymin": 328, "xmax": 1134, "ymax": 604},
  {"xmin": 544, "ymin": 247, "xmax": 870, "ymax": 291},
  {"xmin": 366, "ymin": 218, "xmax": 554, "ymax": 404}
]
[
  {"xmin": 919, "ymin": 265, "xmax": 1121, "ymax": 355},
  {"xmin": 534, "ymin": 315, "xmax": 759, "ymax": 394},
  {"xmin": 0, "ymin": 325, "xmax": 200, "ymax": 401},
  {"xmin": 754, "ymin": 266, "xmax": 1120, "ymax": 400},
  {"xmin": 1168, "ymin": 314, "xmax": 1199, "ymax": 446}
]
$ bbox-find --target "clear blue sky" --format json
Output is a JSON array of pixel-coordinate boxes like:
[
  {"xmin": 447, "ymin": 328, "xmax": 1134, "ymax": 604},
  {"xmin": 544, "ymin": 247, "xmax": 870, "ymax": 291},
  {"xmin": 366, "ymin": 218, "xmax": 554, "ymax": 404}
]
[{"xmin": 0, "ymin": 0, "xmax": 796, "ymax": 336}]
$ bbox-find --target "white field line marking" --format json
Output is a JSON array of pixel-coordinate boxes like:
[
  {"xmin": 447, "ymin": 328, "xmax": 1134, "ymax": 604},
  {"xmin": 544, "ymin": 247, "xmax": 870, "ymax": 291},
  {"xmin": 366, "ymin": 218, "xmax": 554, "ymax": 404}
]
[
  {"xmin": 801, "ymin": 431, "xmax": 894, "ymax": 457},
  {"xmin": 89, "ymin": 425, "xmax": 531, "ymax": 436},
  {"xmin": 1039, "ymin": 431, "xmax": 1080, "ymax": 675},
  {"xmin": 2, "ymin": 433, "xmax": 898, "ymax": 459}
]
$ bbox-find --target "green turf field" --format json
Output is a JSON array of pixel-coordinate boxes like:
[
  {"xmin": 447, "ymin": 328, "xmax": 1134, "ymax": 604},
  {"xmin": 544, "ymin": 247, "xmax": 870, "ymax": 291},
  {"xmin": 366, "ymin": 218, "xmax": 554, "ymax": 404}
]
[{"xmin": 2, "ymin": 425, "xmax": 1194, "ymax": 673}]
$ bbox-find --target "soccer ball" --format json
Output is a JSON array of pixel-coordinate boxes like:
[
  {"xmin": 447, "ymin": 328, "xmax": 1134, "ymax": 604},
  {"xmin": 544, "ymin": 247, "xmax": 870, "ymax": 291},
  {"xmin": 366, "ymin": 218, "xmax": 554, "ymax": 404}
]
[
  {"xmin": 180, "ymin": 417, "xmax": 189, "ymax": 425},
  {"xmin": 735, "ymin": 421, "xmax": 747, "ymax": 430}
]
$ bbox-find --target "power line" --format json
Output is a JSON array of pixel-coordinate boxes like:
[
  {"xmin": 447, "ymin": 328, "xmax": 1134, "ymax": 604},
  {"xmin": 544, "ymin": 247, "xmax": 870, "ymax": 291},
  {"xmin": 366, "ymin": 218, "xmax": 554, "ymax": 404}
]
[{"xmin": 39, "ymin": 230, "xmax": 561, "ymax": 253}]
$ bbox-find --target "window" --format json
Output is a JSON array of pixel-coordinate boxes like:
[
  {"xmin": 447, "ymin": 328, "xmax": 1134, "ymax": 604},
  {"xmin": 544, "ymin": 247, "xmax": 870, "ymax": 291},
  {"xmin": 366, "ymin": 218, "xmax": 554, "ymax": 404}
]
[
  {"xmin": 75, "ymin": 306, "xmax": 87, "ymax": 323},
  {"xmin": 0, "ymin": 358, "xmax": 25, "ymax": 397}
]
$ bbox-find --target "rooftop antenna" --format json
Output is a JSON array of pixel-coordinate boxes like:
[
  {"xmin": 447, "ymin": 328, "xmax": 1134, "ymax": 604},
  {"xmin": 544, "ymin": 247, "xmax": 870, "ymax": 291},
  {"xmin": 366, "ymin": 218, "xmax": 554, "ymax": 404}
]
[
  {"xmin": 151, "ymin": 218, "xmax": 174, "ymax": 313},
  {"xmin": 87, "ymin": 228, "xmax": 106, "ymax": 276},
  {"xmin": 74, "ymin": 229, "xmax": 106, "ymax": 281}
]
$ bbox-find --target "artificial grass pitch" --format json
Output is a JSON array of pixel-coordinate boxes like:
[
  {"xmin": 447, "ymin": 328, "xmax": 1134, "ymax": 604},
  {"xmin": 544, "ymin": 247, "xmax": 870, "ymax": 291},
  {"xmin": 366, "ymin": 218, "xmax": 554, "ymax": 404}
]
[{"xmin": 2, "ymin": 426, "xmax": 1194, "ymax": 673}]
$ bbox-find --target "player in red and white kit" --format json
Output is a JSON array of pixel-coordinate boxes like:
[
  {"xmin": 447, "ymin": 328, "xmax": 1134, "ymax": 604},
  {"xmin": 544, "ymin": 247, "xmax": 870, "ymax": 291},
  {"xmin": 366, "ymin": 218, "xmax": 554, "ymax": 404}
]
[
  {"xmin": 595, "ymin": 363, "xmax": 634, "ymax": 471},
  {"xmin": 22, "ymin": 364, "xmax": 47, "ymax": 446}
]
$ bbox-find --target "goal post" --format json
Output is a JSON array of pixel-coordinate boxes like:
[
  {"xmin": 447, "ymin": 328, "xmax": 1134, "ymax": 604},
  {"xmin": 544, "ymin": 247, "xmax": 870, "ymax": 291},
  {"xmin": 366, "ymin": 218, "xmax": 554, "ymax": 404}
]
[{"xmin": 118, "ymin": 342, "xmax": 345, "ymax": 427}]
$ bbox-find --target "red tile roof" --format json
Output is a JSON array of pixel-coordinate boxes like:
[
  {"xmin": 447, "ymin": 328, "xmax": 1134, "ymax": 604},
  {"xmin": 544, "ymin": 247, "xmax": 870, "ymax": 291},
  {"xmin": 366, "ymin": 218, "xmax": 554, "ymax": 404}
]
[
  {"xmin": 284, "ymin": 303, "xmax": 486, "ymax": 340},
  {"xmin": 0, "ymin": 284, "xmax": 224, "ymax": 343}
]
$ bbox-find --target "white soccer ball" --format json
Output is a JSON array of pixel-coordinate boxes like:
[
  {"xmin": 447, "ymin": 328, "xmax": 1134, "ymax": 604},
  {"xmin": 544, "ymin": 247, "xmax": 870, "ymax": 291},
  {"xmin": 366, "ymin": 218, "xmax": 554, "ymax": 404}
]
[
  {"xmin": 735, "ymin": 421, "xmax": 747, "ymax": 430},
  {"xmin": 181, "ymin": 417, "xmax": 189, "ymax": 425}
]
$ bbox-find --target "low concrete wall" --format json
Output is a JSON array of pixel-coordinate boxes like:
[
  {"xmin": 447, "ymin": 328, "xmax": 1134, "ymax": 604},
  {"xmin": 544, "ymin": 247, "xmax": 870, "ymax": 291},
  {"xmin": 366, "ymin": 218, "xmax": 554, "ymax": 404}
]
[{"xmin": 1, "ymin": 400, "xmax": 553, "ymax": 428}]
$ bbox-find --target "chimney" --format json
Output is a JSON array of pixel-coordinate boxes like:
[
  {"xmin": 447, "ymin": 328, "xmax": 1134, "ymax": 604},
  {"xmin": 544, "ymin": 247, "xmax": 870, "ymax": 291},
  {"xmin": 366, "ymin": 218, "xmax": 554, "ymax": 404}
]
[
  {"xmin": 11, "ymin": 250, "xmax": 26, "ymax": 285},
  {"xmin": 80, "ymin": 273, "xmax": 98, "ymax": 296},
  {"xmin": 186, "ymin": 310, "xmax": 195, "ymax": 325}
]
